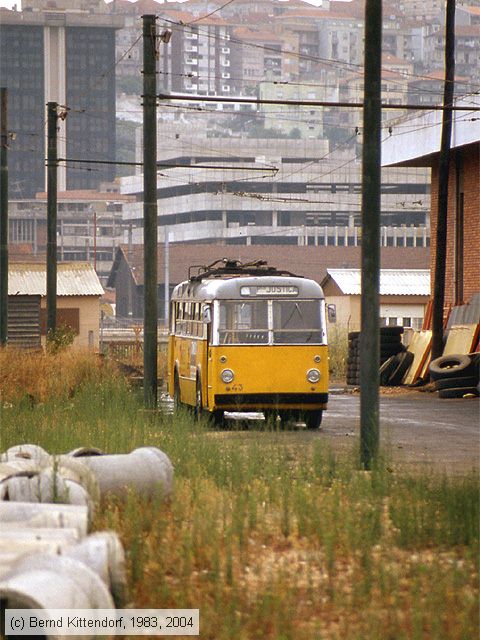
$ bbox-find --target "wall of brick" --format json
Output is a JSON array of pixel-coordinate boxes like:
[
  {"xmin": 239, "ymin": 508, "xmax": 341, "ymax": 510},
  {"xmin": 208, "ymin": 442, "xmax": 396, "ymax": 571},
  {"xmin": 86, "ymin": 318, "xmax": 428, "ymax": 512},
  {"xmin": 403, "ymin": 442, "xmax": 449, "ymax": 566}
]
[{"xmin": 429, "ymin": 142, "xmax": 479, "ymax": 308}]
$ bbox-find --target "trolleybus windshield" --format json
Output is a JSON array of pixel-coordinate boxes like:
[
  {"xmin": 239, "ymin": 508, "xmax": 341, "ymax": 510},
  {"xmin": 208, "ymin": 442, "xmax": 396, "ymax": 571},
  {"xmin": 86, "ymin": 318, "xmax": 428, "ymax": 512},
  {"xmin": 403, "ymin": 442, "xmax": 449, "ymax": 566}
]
[
  {"xmin": 218, "ymin": 299, "xmax": 324, "ymax": 345},
  {"xmin": 219, "ymin": 300, "xmax": 268, "ymax": 344}
]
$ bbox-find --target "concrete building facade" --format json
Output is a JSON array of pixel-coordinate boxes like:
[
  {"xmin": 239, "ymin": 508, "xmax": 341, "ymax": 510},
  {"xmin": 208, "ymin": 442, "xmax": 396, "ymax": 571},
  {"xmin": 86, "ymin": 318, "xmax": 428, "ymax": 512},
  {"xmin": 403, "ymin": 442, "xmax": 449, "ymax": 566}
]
[
  {"xmin": 0, "ymin": 5, "xmax": 123, "ymax": 198},
  {"xmin": 8, "ymin": 185, "xmax": 132, "ymax": 285},
  {"xmin": 121, "ymin": 133, "xmax": 430, "ymax": 248}
]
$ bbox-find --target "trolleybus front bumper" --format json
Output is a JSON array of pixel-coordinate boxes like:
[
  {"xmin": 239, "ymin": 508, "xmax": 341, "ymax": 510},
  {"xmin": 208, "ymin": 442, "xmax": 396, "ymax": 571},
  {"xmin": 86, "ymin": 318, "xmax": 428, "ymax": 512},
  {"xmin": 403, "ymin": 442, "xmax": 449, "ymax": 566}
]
[{"xmin": 214, "ymin": 392, "xmax": 328, "ymax": 410}]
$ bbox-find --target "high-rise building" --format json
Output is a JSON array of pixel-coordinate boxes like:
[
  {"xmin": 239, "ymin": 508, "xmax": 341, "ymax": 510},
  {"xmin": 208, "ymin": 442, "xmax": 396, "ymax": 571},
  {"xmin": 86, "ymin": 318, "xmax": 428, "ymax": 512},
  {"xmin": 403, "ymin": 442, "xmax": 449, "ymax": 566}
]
[{"xmin": 0, "ymin": 6, "xmax": 123, "ymax": 198}]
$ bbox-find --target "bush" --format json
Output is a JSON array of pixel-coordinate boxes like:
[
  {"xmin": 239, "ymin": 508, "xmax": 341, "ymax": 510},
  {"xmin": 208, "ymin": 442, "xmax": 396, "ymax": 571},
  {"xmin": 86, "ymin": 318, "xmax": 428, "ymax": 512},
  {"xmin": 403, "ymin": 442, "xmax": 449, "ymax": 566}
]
[{"xmin": 46, "ymin": 325, "xmax": 76, "ymax": 354}]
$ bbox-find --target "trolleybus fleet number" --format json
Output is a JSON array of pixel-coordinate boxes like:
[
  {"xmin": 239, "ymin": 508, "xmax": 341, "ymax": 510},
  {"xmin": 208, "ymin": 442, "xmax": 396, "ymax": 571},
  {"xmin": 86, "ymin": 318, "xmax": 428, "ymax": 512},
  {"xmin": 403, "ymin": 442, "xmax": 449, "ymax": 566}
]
[{"xmin": 241, "ymin": 286, "xmax": 299, "ymax": 296}]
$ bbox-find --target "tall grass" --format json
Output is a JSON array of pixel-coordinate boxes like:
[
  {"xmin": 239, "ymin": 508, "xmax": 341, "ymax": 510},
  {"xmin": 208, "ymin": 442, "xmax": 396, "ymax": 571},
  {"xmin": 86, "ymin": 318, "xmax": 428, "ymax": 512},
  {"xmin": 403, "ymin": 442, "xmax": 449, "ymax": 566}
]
[
  {"xmin": 1, "ymin": 358, "xmax": 478, "ymax": 640},
  {"xmin": 328, "ymin": 326, "xmax": 348, "ymax": 381},
  {"xmin": 0, "ymin": 348, "xmax": 120, "ymax": 405}
]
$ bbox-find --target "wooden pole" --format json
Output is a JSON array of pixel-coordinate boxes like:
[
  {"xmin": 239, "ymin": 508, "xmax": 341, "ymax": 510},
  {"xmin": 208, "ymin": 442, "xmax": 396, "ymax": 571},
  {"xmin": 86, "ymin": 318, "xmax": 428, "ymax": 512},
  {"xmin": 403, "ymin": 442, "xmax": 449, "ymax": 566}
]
[
  {"xmin": 46, "ymin": 102, "xmax": 58, "ymax": 339},
  {"xmin": 0, "ymin": 88, "xmax": 8, "ymax": 346},
  {"xmin": 431, "ymin": 0, "xmax": 456, "ymax": 361},
  {"xmin": 143, "ymin": 15, "xmax": 158, "ymax": 408},
  {"xmin": 360, "ymin": 0, "xmax": 382, "ymax": 469}
]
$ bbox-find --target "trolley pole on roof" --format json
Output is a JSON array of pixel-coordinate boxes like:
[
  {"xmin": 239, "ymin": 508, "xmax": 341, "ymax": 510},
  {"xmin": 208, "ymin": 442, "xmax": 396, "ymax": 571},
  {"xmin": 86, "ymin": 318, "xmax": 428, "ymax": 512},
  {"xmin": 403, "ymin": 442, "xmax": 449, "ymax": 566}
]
[
  {"xmin": 359, "ymin": 0, "xmax": 382, "ymax": 469},
  {"xmin": 143, "ymin": 14, "xmax": 158, "ymax": 408},
  {"xmin": 46, "ymin": 101, "xmax": 58, "ymax": 339},
  {"xmin": 0, "ymin": 88, "xmax": 8, "ymax": 347}
]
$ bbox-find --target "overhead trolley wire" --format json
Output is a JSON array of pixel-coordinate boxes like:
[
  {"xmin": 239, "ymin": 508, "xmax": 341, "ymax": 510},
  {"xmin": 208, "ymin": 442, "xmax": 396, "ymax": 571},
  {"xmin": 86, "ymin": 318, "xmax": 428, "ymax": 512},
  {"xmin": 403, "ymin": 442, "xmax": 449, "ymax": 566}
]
[{"xmin": 158, "ymin": 92, "xmax": 480, "ymax": 112}]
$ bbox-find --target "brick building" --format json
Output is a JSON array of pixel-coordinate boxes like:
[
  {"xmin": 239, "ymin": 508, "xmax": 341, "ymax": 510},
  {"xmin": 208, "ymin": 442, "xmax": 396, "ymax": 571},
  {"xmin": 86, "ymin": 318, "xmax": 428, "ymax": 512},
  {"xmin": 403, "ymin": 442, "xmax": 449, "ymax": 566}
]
[
  {"xmin": 430, "ymin": 143, "xmax": 479, "ymax": 307},
  {"xmin": 107, "ymin": 243, "xmax": 429, "ymax": 322},
  {"xmin": 383, "ymin": 96, "xmax": 480, "ymax": 309}
]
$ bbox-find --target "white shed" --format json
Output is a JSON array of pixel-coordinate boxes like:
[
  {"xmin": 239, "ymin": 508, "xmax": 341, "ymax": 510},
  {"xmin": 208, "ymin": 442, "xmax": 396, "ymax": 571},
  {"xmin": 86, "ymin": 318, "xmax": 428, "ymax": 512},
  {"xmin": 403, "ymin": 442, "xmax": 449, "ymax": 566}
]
[
  {"xmin": 321, "ymin": 269, "xmax": 430, "ymax": 331},
  {"xmin": 8, "ymin": 262, "xmax": 104, "ymax": 349}
]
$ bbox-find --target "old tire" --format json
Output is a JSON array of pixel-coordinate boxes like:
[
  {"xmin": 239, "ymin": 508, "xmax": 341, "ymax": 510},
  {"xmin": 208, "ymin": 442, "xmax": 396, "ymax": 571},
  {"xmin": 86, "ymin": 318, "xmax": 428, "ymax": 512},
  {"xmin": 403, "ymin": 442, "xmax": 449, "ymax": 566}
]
[
  {"xmin": 380, "ymin": 335, "xmax": 403, "ymax": 345},
  {"xmin": 429, "ymin": 354, "xmax": 473, "ymax": 381},
  {"xmin": 387, "ymin": 351, "xmax": 414, "ymax": 386},
  {"xmin": 434, "ymin": 376, "xmax": 478, "ymax": 391},
  {"xmin": 380, "ymin": 326, "xmax": 404, "ymax": 337},
  {"xmin": 379, "ymin": 355, "xmax": 398, "ymax": 386},
  {"xmin": 438, "ymin": 386, "xmax": 479, "ymax": 399},
  {"xmin": 304, "ymin": 410, "xmax": 323, "ymax": 430},
  {"xmin": 211, "ymin": 409, "xmax": 225, "ymax": 428}
]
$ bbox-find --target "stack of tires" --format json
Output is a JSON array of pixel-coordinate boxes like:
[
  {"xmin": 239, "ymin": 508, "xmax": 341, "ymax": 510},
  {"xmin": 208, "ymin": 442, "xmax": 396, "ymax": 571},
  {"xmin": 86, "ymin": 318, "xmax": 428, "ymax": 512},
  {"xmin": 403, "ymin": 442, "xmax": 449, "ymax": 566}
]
[
  {"xmin": 429, "ymin": 353, "xmax": 480, "ymax": 398},
  {"xmin": 346, "ymin": 332, "xmax": 361, "ymax": 386},
  {"xmin": 347, "ymin": 327, "xmax": 408, "ymax": 387}
]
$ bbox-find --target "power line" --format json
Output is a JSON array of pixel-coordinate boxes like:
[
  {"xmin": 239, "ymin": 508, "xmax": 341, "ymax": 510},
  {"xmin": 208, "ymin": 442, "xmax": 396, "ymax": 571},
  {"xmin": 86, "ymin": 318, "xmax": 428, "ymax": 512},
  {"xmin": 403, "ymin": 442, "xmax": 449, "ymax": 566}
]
[
  {"xmin": 159, "ymin": 92, "xmax": 480, "ymax": 112},
  {"xmin": 56, "ymin": 157, "xmax": 278, "ymax": 172},
  {"xmin": 156, "ymin": 68, "xmax": 476, "ymax": 100}
]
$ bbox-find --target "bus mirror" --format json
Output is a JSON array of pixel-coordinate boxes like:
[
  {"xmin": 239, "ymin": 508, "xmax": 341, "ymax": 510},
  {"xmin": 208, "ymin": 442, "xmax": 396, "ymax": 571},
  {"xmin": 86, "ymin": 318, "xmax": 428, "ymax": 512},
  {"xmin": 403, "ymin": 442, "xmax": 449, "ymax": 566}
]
[
  {"xmin": 327, "ymin": 304, "xmax": 337, "ymax": 323},
  {"xmin": 203, "ymin": 306, "xmax": 212, "ymax": 324}
]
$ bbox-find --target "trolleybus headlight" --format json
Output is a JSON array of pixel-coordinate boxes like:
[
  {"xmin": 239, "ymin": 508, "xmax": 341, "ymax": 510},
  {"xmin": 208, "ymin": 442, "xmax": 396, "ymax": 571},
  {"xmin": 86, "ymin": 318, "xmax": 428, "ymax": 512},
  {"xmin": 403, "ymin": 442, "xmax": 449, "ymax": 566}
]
[
  {"xmin": 221, "ymin": 368, "xmax": 235, "ymax": 383},
  {"xmin": 307, "ymin": 368, "xmax": 321, "ymax": 383}
]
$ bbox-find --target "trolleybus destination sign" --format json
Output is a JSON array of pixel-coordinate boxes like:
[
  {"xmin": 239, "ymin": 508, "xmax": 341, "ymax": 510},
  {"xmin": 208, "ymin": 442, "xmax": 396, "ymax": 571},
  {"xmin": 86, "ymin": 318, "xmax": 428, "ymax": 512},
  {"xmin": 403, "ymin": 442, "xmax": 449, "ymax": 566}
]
[{"xmin": 240, "ymin": 285, "xmax": 299, "ymax": 296}]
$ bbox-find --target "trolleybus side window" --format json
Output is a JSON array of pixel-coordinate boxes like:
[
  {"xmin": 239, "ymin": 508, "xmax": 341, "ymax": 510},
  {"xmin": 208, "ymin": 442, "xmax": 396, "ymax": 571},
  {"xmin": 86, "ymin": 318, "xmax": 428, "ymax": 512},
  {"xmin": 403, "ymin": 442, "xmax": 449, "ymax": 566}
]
[
  {"xmin": 172, "ymin": 301, "xmax": 205, "ymax": 338},
  {"xmin": 272, "ymin": 300, "xmax": 324, "ymax": 344},
  {"xmin": 219, "ymin": 301, "xmax": 268, "ymax": 344}
]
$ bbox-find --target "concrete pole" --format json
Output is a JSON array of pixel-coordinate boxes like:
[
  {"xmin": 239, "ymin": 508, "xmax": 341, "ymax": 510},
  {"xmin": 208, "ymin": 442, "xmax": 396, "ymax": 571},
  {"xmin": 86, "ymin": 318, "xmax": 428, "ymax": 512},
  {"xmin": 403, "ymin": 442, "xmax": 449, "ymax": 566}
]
[
  {"xmin": 164, "ymin": 226, "xmax": 169, "ymax": 329},
  {"xmin": 359, "ymin": 0, "xmax": 382, "ymax": 469},
  {"xmin": 46, "ymin": 102, "xmax": 58, "ymax": 338},
  {"xmin": 431, "ymin": 0, "xmax": 456, "ymax": 361},
  {"xmin": 0, "ymin": 88, "xmax": 8, "ymax": 346},
  {"xmin": 143, "ymin": 15, "xmax": 158, "ymax": 408}
]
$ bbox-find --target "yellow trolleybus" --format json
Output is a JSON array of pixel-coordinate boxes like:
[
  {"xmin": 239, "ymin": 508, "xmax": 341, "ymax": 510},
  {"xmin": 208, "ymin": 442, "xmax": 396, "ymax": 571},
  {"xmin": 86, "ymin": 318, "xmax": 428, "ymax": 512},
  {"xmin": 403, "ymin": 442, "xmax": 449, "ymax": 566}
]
[{"xmin": 167, "ymin": 259, "xmax": 329, "ymax": 428}]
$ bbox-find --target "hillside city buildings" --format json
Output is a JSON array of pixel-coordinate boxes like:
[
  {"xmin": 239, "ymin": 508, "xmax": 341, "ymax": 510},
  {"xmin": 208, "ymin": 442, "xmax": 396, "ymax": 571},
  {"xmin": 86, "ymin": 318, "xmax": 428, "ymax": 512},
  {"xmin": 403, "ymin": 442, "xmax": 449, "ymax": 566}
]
[
  {"xmin": 2, "ymin": 0, "xmax": 479, "ymax": 289},
  {"xmin": 0, "ymin": 3, "xmax": 123, "ymax": 198}
]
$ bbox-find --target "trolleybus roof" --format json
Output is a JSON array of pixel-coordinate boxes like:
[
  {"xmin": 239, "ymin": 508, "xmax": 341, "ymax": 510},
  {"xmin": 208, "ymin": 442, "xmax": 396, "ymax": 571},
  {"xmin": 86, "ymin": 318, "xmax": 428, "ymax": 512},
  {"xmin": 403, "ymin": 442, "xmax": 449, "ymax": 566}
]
[{"xmin": 171, "ymin": 260, "xmax": 324, "ymax": 301}]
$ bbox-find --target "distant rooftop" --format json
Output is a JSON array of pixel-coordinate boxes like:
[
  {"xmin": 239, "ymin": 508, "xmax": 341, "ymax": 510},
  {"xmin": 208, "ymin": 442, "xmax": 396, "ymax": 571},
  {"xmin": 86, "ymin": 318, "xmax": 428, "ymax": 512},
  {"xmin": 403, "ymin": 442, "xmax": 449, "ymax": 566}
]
[
  {"xmin": 323, "ymin": 268, "xmax": 431, "ymax": 296},
  {"xmin": 8, "ymin": 262, "xmax": 104, "ymax": 297}
]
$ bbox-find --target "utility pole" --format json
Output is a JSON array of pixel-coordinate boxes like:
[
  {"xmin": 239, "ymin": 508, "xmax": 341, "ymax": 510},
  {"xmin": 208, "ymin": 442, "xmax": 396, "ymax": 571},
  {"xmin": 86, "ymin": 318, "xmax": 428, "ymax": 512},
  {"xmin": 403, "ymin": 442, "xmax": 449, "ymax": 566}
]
[
  {"xmin": 164, "ymin": 227, "xmax": 169, "ymax": 330},
  {"xmin": 431, "ymin": 0, "xmax": 456, "ymax": 361},
  {"xmin": 360, "ymin": 0, "xmax": 382, "ymax": 469},
  {"xmin": 143, "ymin": 14, "xmax": 158, "ymax": 408},
  {"xmin": 46, "ymin": 102, "xmax": 58, "ymax": 339},
  {"xmin": 0, "ymin": 88, "xmax": 8, "ymax": 347}
]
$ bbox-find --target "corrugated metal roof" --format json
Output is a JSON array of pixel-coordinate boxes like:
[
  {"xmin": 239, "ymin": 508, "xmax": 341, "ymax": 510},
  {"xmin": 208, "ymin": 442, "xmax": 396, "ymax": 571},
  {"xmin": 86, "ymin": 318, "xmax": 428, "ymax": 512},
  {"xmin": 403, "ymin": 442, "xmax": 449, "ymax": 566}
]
[
  {"xmin": 8, "ymin": 262, "xmax": 104, "ymax": 297},
  {"xmin": 326, "ymin": 269, "xmax": 430, "ymax": 296}
]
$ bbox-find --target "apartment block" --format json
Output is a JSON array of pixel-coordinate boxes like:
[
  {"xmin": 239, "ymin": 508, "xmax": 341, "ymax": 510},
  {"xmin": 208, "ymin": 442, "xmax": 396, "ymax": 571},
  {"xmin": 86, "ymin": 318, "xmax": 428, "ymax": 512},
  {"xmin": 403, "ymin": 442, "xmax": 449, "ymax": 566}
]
[
  {"xmin": 120, "ymin": 132, "xmax": 430, "ymax": 249},
  {"xmin": 0, "ymin": 5, "xmax": 123, "ymax": 198}
]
